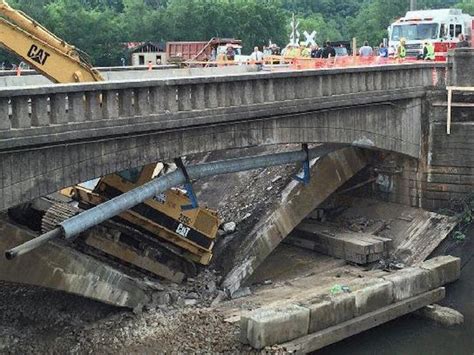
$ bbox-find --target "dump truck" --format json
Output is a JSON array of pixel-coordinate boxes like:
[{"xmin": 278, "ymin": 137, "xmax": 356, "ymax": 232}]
[
  {"xmin": 0, "ymin": 0, "xmax": 221, "ymax": 282},
  {"xmin": 166, "ymin": 37, "xmax": 243, "ymax": 63}
]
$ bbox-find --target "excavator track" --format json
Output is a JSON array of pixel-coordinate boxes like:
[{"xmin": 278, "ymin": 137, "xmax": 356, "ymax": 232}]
[
  {"xmin": 41, "ymin": 203, "xmax": 80, "ymax": 233},
  {"xmin": 41, "ymin": 202, "xmax": 197, "ymax": 283}
]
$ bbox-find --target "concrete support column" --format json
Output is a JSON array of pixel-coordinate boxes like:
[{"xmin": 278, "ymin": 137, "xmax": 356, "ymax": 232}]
[
  {"xmin": 359, "ymin": 73, "xmax": 367, "ymax": 93},
  {"xmin": 374, "ymin": 71, "xmax": 383, "ymax": 91},
  {"xmin": 50, "ymin": 93, "xmax": 67, "ymax": 124},
  {"xmin": 314, "ymin": 76, "xmax": 323, "ymax": 97},
  {"xmin": 217, "ymin": 83, "xmax": 230, "ymax": 107},
  {"xmin": 334, "ymin": 74, "xmax": 345, "ymax": 94},
  {"xmin": 102, "ymin": 90, "xmax": 119, "ymax": 119},
  {"xmin": 206, "ymin": 83, "xmax": 219, "ymax": 108},
  {"xmin": 68, "ymin": 92, "xmax": 86, "ymax": 123},
  {"xmin": 254, "ymin": 81, "xmax": 265, "ymax": 103},
  {"xmin": 242, "ymin": 81, "xmax": 254, "ymax": 105},
  {"xmin": 149, "ymin": 87, "xmax": 166, "ymax": 114},
  {"xmin": 350, "ymin": 73, "xmax": 359, "ymax": 93},
  {"xmin": 166, "ymin": 86, "xmax": 179, "ymax": 113},
  {"xmin": 192, "ymin": 84, "xmax": 206, "ymax": 110},
  {"xmin": 366, "ymin": 72, "xmax": 375, "ymax": 92},
  {"xmin": 85, "ymin": 92, "xmax": 102, "ymax": 121},
  {"xmin": 178, "ymin": 85, "xmax": 192, "ymax": 111},
  {"xmin": 264, "ymin": 79, "xmax": 275, "ymax": 102},
  {"xmin": 389, "ymin": 71, "xmax": 398, "ymax": 90},
  {"xmin": 31, "ymin": 95, "xmax": 50, "ymax": 126},
  {"xmin": 118, "ymin": 89, "xmax": 133, "ymax": 117},
  {"xmin": 322, "ymin": 75, "xmax": 333, "ymax": 96},
  {"xmin": 273, "ymin": 78, "xmax": 285, "ymax": 101},
  {"xmin": 230, "ymin": 81, "xmax": 243, "ymax": 106},
  {"xmin": 11, "ymin": 96, "xmax": 30, "ymax": 128},
  {"xmin": 0, "ymin": 97, "xmax": 10, "ymax": 130},
  {"xmin": 135, "ymin": 87, "xmax": 151, "ymax": 116},
  {"xmin": 285, "ymin": 78, "xmax": 296, "ymax": 100}
]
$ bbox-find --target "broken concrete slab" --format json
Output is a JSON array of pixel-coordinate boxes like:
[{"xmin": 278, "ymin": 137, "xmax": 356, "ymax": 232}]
[
  {"xmin": 242, "ymin": 304, "xmax": 310, "ymax": 349},
  {"xmin": 280, "ymin": 287, "xmax": 446, "ymax": 354},
  {"xmin": 288, "ymin": 223, "xmax": 391, "ymax": 264},
  {"xmin": 222, "ymin": 148, "xmax": 369, "ymax": 295},
  {"xmin": 353, "ymin": 280, "xmax": 393, "ymax": 316},
  {"xmin": 326, "ymin": 197, "xmax": 457, "ymax": 266},
  {"xmin": 383, "ymin": 267, "xmax": 433, "ymax": 302},
  {"xmin": 0, "ymin": 216, "xmax": 161, "ymax": 309},
  {"xmin": 416, "ymin": 304, "xmax": 464, "ymax": 327},
  {"xmin": 303, "ymin": 293, "xmax": 356, "ymax": 333},
  {"xmin": 420, "ymin": 255, "xmax": 461, "ymax": 287}
]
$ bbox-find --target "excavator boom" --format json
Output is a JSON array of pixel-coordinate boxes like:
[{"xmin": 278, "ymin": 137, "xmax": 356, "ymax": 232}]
[{"xmin": 0, "ymin": 1, "xmax": 103, "ymax": 82}]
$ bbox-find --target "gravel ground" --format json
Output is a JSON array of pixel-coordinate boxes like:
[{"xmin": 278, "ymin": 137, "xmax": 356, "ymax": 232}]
[{"xmin": 0, "ymin": 280, "xmax": 244, "ymax": 354}]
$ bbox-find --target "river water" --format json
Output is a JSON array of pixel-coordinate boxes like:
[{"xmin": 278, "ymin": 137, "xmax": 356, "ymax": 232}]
[{"xmin": 318, "ymin": 226, "xmax": 474, "ymax": 355}]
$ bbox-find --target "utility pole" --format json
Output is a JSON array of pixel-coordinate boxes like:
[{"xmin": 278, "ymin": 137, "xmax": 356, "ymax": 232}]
[{"xmin": 410, "ymin": 0, "xmax": 417, "ymax": 11}]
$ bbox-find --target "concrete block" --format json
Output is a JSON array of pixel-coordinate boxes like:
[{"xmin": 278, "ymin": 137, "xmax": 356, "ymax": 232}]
[
  {"xmin": 354, "ymin": 280, "xmax": 393, "ymax": 316},
  {"xmin": 420, "ymin": 255, "xmax": 461, "ymax": 287},
  {"xmin": 244, "ymin": 305, "xmax": 310, "ymax": 349},
  {"xmin": 305, "ymin": 293, "xmax": 356, "ymax": 333},
  {"xmin": 383, "ymin": 267, "xmax": 433, "ymax": 301}
]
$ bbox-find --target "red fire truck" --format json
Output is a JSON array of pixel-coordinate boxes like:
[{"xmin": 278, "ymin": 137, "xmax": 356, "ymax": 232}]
[{"xmin": 388, "ymin": 9, "xmax": 473, "ymax": 61}]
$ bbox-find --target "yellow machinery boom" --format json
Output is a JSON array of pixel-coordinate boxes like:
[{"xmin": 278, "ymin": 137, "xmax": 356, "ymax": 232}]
[{"xmin": 0, "ymin": 1, "xmax": 103, "ymax": 82}]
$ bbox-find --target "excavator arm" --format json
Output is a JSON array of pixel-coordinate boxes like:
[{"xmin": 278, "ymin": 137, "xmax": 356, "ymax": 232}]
[{"xmin": 0, "ymin": 1, "xmax": 103, "ymax": 83}]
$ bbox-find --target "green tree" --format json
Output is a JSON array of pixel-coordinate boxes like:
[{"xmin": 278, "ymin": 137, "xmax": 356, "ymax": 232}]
[{"xmin": 455, "ymin": 0, "xmax": 474, "ymax": 14}]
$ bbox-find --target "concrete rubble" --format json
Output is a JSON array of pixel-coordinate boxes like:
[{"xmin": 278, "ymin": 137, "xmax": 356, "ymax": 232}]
[{"xmin": 416, "ymin": 304, "xmax": 464, "ymax": 327}]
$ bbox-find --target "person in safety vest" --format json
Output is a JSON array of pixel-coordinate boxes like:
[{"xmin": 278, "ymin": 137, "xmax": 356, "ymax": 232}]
[
  {"xmin": 287, "ymin": 44, "xmax": 300, "ymax": 58},
  {"xmin": 301, "ymin": 42, "xmax": 311, "ymax": 57},
  {"xmin": 418, "ymin": 40, "xmax": 435, "ymax": 60},
  {"xmin": 396, "ymin": 38, "xmax": 407, "ymax": 59}
]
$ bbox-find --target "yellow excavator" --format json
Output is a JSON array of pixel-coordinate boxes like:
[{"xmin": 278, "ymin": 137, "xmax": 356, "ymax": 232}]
[{"xmin": 0, "ymin": 1, "xmax": 220, "ymax": 282}]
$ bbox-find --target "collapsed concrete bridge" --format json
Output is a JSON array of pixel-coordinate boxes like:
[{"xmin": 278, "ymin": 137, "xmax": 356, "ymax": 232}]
[{"xmin": 0, "ymin": 49, "xmax": 472, "ymax": 310}]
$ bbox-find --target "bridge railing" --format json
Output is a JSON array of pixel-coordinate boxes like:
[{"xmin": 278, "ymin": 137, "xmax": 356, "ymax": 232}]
[{"xmin": 0, "ymin": 63, "xmax": 446, "ymax": 135}]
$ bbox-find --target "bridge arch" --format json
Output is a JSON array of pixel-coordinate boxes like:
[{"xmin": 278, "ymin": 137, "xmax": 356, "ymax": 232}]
[{"xmin": 1, "ymin": 97, "xmax": 422, "ymax": 211}]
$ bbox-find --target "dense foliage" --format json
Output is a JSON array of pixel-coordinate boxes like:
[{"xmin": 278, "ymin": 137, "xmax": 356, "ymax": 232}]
[{"xmin": 2, "ymin": 0, "xmax": 472, "ymax": 66}]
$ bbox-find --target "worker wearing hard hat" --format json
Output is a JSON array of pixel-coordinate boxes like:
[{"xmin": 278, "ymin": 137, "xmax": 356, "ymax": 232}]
[
  {"xmin": 422, "ymin": 40, "xmax": 435, "ymax": 60},
  {"xmin": 396, "ymin": 38, "xmax": 407, "ymax": 59}
]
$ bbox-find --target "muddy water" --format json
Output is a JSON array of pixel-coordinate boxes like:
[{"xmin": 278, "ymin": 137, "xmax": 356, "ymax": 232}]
[{"xmin": 317, "ymin": 226, "xmax": 474, "ymax": 355}]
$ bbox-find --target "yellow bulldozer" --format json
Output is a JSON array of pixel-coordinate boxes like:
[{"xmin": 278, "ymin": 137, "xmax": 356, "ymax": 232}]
[{"xmin": 0, "ymin": 1, "xmax": 221, "ymax": 282}]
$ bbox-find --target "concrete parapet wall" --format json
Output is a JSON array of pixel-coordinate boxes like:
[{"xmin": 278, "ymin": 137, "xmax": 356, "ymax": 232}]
[
  {"xmin": 240, "ymin": 255, "xmax": 460, "ymax": 349},
  {"xmin": 0, "ymin": 63, "xmax": 436, "ymax": 136}
]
